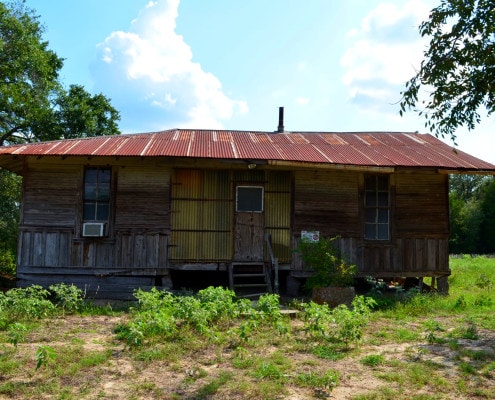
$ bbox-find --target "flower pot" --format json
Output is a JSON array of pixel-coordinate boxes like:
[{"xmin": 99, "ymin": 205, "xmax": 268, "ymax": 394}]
[{"xmin": 311, "ymin": 286, "xmax": 356, "ymax": 307}]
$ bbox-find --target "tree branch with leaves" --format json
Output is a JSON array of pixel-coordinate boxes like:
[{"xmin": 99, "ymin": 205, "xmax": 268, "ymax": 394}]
[{"xmin": 400, "ymin": 0, "xmax": 495, "ymax": 144}]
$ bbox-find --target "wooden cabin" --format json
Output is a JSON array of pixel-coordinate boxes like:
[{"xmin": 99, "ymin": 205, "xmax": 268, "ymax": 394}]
[{"xmin": 1, "ymin": 127, "xmax": 494, "ymax": 299}]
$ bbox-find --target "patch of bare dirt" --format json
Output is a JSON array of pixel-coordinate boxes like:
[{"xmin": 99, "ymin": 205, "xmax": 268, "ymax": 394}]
[{"xmin": 3, "ymin": 315, "xmax": 495, "ymax": 399}]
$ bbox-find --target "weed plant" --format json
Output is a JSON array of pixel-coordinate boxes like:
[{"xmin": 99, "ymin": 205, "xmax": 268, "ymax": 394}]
[{"xmin": 0, "ymin": 257, "xmax": 494, "ymax": 399}]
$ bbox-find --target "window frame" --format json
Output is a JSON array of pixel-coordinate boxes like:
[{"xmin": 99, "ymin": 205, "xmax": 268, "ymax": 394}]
[
  {"xmin": 82, "ymin": 166, "xmax": 112, "ymax": 223},
  {"xmin": 364, "ymin": 174, "xmax": 390, "ymax": 241},
  {"xmin": 236, "ymin": 185, "xmax": 264, "ymax": 213}
]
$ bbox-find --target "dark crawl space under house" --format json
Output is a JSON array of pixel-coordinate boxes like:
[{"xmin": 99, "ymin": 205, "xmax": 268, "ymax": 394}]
[{"xmin": 1, "ymin": 114, "xmax": 495, "ymax": 299}]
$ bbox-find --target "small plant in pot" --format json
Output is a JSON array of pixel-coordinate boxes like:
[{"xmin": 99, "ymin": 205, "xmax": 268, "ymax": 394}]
[{"xmin": 295, "ymin": 235, "xmax": 357, "ymax": 307}]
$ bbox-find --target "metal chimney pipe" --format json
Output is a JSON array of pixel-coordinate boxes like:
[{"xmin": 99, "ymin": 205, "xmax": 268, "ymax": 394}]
[{"xmin": 277, "ymin": 107, "xmax": 284, "ymax": 133}]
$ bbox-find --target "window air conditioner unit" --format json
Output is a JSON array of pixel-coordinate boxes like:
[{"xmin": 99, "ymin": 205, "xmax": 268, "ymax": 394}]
[{"xmin": 82, "ymin": 222, "xmax": 106, "ymax": 237}]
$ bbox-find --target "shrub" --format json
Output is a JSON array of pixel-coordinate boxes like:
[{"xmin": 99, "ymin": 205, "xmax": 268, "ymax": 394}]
[
  {"xmin": 49, "ymin": 283, "xmax": 85, "ymax": 314},
  {"xmin": 0, "ymin": 250, "xmax": 15, "ymax": 276},
  {"xmin": 0, "ymin": 285, "xmax": 55, "ymax": 327},
  {"xmin": 301, "ymin": 295, "xmax": 375, "ymax": 347},
  {"xmin": 294, "ymin": 236, "xmax": 356, "ymax": 288}
]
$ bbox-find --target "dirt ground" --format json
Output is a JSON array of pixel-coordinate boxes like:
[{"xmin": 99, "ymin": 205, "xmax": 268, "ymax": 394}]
[{"xmin": 3, "ymin": 314, "xmax": 495, "ymax": 399}]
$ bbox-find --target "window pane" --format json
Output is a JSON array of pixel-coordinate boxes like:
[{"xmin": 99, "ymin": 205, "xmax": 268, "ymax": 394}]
[
  {"xmin": 378, "ymin": 224, "xmax": 389, "ymax": 240},
  {"xmin": 377, "ymin": 176, "xmax": 388, "ymax": 191},
  {"xmin": 99, "ymin": 169, "xmax": 111, "ymax": 183},
  {"xmin": 378, "ymin": 209, "xmax": 388, "ymax": 223},
  {"xmin": 365, "ymin": 224, "xmax": 376, "ymax": 239},
  {"xmin": 84, "ymin": 184, "xmax": 97, "ymax": 201},
  {"xmin": 378, "ymin": 192, "xmax": 388, "ymax": 206},
  {"xmin": 83, "ymin": 203, "xmax": 96, "ymax": 220},
  {"xmin": 237, "ymin": 187, "xmax": 263, "ymax": 212},
  {"xmin": 84, "ymin": 169, "xmax": 97, "ymax": 184},
  {"xmin": 365, "ymin": 192, "xmax": 376, "ymax": 207},
  {"xmin": 96, "ymin": 203, "xmax": 110, "ymax": 220},
  {"xmin": 365, "ymin": 208, "xmax": 376, "ymax": 223},
  {"xmin": 98, "ymin": 185, "xmax": 110, "ymax": 201}
]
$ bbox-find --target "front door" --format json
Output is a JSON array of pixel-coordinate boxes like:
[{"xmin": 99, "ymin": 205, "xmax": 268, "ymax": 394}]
[{"xmin": 233, "ymin": 185, "xmax": 264, "ymax": 261}]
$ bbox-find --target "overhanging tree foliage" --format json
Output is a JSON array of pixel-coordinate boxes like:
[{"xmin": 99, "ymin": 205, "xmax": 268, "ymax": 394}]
[
  {"xmin": 0, "ymin": 0, "xmax": 121, "ymax": 267},
  {"xmin": 0, "ymin": 0, "xmax": 120, "ymax": 146},
  {"xmin": 400, "ymin": 0, "xmax": 495, "ymax": 143}
]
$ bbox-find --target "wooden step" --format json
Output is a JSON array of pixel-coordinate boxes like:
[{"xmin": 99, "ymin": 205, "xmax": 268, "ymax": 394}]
[
  {"xmin": 234, "ymin": 283, "xmax": 269, "ymax": 288},
  {"xmin": 233, "ymin": 273, "xmax": 265, "ymax": 278},
  {"xmin": 228, "ymin": 261, "xmax": 272, "ymax": 299}
]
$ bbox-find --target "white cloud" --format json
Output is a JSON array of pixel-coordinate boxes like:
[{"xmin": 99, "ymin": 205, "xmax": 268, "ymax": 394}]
[
  {"xmin": 296, "ymin": 97, "xmax": 310, "ymax": 105},
  {"xmin": 341, "ymin": 0, "xmax": 433, "ymax": 116},
  {"xmin": 93, "ymin": 0, "xmax": 247, "ymax": 132}
]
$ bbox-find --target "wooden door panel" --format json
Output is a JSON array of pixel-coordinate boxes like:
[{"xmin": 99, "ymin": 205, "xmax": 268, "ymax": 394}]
[{"xmin": 233, "ymin": 212, "xmax": 263, "ymax": 261}]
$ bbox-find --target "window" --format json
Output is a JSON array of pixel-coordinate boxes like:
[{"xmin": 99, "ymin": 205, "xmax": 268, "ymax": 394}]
[
  {"xmin": 236, "ymin": 186, "xmax": 263, "ymax": 212},
  {"xmin": 364, "ymin": 175, "xmax": 389, "ymax": 240},
  {"xmin": 83, "ymin": 167, "xmax": 111, "ymax": 221}
]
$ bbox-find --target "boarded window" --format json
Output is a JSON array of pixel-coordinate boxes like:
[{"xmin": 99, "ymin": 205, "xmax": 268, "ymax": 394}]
[
  {"xmin": 83, "ymin": 167, "xmax": 111, "ymax": 221},
  {"xmin": 236, "ymin": 186, "xmax": 264, "ymax": 212},
  {"xmin": 364, "ymin": 175, "xmax": 389, "ymax": 240}
]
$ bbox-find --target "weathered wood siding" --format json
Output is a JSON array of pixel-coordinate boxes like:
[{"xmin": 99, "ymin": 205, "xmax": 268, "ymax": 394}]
[
  {"xmin": 21, "ymin": 163, "xmax": 80, "ymax": 227},
  {"xmin": 114, "ymin": 164, "xmax": 170, "ymax": 230},
  {"xmin": 16, "ymin": 155, "xmax": 452, "ymax": 297},
  {"xmin": 17, "ymin": 158, "xmax": 172, "ymax": 299},
  {"xmin": 293, "ymin": 169, "xmax": 360, "ymax": 236},
  {"xmin": 292, "ymin": 169, "xmax": 450, "ymax": 277},
  {"xmin": 394, "ymin": 171, "xmax": 448, "ymax": 237}
]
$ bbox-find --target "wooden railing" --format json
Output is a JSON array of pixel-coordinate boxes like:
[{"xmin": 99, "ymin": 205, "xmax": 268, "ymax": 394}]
[{"xmin": 265, "ymin": 233, "xmax": 279, "ymax": 294}]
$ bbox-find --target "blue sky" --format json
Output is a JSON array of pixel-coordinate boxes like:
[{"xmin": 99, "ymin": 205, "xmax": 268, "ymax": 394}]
[{"xmin": 25, "ymin": 0, "xmax": 495, "ymax": 164}]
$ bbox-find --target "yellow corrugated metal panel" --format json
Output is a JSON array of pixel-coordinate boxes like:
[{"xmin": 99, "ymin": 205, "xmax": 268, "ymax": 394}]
[
  {"xmin": 265, "ymin": 228, "xmax": 291, "ymax": 263},
  {"xmin": 265, "ymin": 193, "xmax": 290, "ymax": 227},
  {"xmin": 171, "ymin": 169, "xmax": 233, "ymax": 261},
  {"xmin": 265, "ymin": 171, "xmax": 292, "ymax": 262},
  {"xmin": 173, "ymin": 169, "xmax": 203, "ymax": 199},
  {"xmin": 266, "ymin": 170, "xmax": 291, "ymax": 191},
  {"xmin": 170, "ymin": 231, "xmax": 231, "ymax": 260}
]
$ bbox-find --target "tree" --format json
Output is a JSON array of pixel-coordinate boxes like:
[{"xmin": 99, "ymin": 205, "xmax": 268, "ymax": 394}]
[
  {"xmin": 449, "ymin": 192, "xmax": 483, "ymax": 254},
  {"xmin": 478, "ymin": 178, "xmax": 495, "ymax": 253},
  {"xmin": 449, "ymin": 174, "xmax": 488, "ymax": 202},
  {"xmin": 0, "ymin": 0, "xmax": 120, "ymax": 146},
  {"xmin": 400, "ymin": 0, "xmax": 495, "ymax": 143},
  {"xmin": 0, "ymin": 1, "xmax": 121, "ymax": 269},
  {"xmin": 0, "ymin": 169, "xmax": 21, "ymax": 272}
]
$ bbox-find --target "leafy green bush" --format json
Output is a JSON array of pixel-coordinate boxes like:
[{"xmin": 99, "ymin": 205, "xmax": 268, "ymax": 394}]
[
  {"xmin": 294, "ymin": 236, "xmax": 356, "ymax": 288},
  {"xmin": 255, "ymin": 294, "xmax": 283, "ymax": 320},
  {"xmin": 0, "ymin": 285, "xmax": 55, "ymax": 328},
  {"xmin": 301, "ymin": 295, "xmax": 375, "ymax": 348},
  {"xmin": 0, "ymin": 250, "xmax": 15, "ymax": 276},
  {"xmin": 49, "ymin": 283, "xmax": 85, "ymax": 314},
  {"xmin": 7, "ymin": 322, "xmax": 27, "ymax": 347},
  {"xmin": 120, "ymin": 287, "xmax": 291, "ymax": 347}
]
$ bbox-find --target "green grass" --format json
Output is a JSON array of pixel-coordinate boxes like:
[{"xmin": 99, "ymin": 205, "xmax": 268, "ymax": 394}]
[
  {"xmin": 0, "ymin": 257, "xmax": 494, "ymax": 398},
  {"xmin": 361, "ymin": 354, "xmax": 385, "ymax": 367}
]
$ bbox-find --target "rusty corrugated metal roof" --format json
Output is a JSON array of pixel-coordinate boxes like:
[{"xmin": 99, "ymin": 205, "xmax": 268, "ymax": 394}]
[{"xmin": 1, "ymin": 129, "xmax": 494, "ymax": 171}]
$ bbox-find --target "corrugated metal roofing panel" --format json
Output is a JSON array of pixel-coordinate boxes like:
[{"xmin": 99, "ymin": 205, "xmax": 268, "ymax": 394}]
[{"xmin": 1, "ymin": 129, "xmax": 495, "ymax": 172}]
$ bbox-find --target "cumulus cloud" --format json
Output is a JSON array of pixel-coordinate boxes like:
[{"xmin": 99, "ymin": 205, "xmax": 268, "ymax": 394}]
[
  {"xmin": 341, "ymin": 0, "xmax": 433, "ymax": 115},
  {"xmin": 296, "ymin": 97, "xmax": 309, "ymax": 105},
  {"xmin": 92, "ymin": 0, "xmax": 247, "ymax": 132}
]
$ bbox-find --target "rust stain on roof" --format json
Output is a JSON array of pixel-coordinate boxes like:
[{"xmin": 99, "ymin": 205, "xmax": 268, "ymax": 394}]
[{"xmin": 1, "ymin": 129, "xmax": 494, "ymax": 171}]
